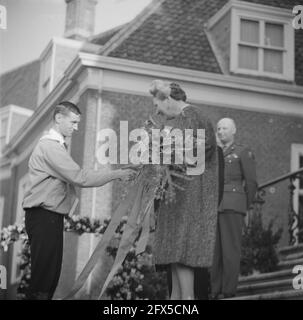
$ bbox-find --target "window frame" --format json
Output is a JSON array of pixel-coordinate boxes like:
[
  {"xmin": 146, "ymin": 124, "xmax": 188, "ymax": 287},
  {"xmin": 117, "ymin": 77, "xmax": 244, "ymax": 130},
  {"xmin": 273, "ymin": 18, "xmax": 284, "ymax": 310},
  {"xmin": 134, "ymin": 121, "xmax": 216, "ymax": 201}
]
[{"xmin": 229, "ymin": 2, "xmax": 294, "ymax": 81}]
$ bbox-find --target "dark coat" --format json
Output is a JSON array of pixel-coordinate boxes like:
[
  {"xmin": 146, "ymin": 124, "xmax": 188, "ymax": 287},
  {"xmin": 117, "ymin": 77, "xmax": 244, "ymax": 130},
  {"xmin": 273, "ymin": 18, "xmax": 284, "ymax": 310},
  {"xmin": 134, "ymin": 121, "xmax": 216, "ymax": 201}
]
[{"xmin": 154, "ymin": 105, "xmax": 218, "ymax": 268}]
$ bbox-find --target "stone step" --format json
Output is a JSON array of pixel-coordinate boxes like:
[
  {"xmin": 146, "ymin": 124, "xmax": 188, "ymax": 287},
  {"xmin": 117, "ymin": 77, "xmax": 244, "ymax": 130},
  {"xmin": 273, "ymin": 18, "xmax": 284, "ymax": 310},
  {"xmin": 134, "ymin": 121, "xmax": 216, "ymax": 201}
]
[
  {"xmin": 278, "ymin": 258, "xmax": 303, "ymax": 270},
  {"xmin": 237, "ymin": 278, "xmax": 293, "ymax": 296},
  {"xmin": 225, "ymin": 289, "xmax": 303, "ymax": 300},
  {"xmin": 279, "ymin": 250, "xmax": 303, "ymax": 262},
  {"xmin": 238, "ymin": 269, "xmax": 292, "ymax": 286},
  {"xmin": 278, "ymin": 244, "xmax": 303, "ymax": 260}
]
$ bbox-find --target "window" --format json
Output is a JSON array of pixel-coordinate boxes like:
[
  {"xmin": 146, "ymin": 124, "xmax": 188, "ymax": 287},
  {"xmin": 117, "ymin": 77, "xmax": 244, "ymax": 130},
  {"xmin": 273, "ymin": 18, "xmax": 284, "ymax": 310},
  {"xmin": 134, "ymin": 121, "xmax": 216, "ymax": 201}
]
[
  {"xmin": 230, "ymin": 1, "xmax": 294, "ymax": 80},
  {"xmin": 237, "ymin": 19, "xmax": 285, "ymax": 74},
  {"xmin": 10, "ymin": 174, "xmax": 28, "ymax": 284},
  {"xmin": 207, "ymin": 0, "xmax": 295, "ymax": 81}
]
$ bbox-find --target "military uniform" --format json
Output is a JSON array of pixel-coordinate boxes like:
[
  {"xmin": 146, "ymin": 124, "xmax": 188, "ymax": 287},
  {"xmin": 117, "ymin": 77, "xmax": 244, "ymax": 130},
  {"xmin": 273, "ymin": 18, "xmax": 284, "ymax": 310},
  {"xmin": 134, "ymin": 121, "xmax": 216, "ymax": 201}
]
[{"xmin": 211, "ymin": 143, "xmax": 257, "ymax": 298}]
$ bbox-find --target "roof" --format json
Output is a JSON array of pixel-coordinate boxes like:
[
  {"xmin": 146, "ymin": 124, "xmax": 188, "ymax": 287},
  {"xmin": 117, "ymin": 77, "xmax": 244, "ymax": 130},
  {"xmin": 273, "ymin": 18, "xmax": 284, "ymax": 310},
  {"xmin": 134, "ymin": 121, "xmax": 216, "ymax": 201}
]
[
  {"xmin": 0, "ymin": 60, "xmax": 40, "ymax": 110},
  {"xmin": 93, "ymin": 0, "xmax": 303, "ymax": 85},
  {"xmin": 90, "ymin": 23, "xmax": 129, "ymax": 46}
]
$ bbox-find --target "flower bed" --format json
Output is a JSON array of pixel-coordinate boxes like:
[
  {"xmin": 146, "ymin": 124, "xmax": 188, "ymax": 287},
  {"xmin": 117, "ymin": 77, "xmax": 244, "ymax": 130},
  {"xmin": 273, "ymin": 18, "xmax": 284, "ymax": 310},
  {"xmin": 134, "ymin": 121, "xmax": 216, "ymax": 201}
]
[{"xmin": 0, "ymin": 215, "xmax": 168, "ymax": 300}]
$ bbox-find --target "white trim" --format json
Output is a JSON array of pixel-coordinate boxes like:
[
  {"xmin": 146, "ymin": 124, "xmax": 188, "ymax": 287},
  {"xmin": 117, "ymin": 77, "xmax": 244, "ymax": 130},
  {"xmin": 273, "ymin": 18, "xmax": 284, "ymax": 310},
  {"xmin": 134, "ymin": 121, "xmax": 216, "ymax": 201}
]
[
  {"xmin": 10, "ymin": 105, "xmax": 33, "ymax": 117},
  {"xmin": 0, "ymin": 104, "xmax": 33, "ymax": 118},
  {"xmin": 6, "ymin": 109, "xmax": 12, "ymax": 144},
  {"xmin": 77, "ymin": 54, "xmax": 303, "ymax": 98},
  {"xmin": 0, "ymin": 105, "xmax": 33, "ymax": 158},
  {"xmin": 207, "ymin": 0, "xmax": 292, "ymax": 29},
  {"xmin": 3, "ymin": 54, "xmax": 303, "ymax": 158},
  {"xmin": 38, "ymin": 44, "xmax": 53, "ymax": 104},
  {"xmin": 50, "ymin": 40, "xmax": 56, "ymax": 91},
  {"xmin": 0, "ymin": 166, "xmax": 11, "ymax": 179},
  {"xmin": 10, "ymin": 174, "xmax": 28, "ymax": 285}
]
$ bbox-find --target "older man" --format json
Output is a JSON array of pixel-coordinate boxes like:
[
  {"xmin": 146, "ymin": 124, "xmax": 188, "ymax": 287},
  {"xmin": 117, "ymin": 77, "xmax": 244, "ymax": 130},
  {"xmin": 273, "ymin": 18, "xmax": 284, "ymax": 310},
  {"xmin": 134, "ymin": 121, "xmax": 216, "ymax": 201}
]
[{"xmin": 210, "ymin": 118, "xmax": 257, "ymax": 299}]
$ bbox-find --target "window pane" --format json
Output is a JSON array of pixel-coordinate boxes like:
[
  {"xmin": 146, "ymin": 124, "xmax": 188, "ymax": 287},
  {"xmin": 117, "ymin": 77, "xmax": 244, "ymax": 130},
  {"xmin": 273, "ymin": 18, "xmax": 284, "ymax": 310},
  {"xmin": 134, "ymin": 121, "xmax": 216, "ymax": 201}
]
[
  {"xmin": 265, "ymin": 23, "xmax": 284, "ymax": 47},
  {"xmin": 240, "ymin": 19, "xmax": 259, "ymax": 44},
  {"xmin": 264, "ymin": 49, "xmax": 283, "ymax": 73},
  {"xmin": 239, "ymin": 45, "xmax": 258, "ymax": 70}
]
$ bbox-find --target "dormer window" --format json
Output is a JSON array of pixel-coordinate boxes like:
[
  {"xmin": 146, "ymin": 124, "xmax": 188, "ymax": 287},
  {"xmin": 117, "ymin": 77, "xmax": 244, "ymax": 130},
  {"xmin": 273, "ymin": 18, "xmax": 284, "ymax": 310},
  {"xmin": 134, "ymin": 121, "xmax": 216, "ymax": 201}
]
[{"xmin": 207, "ymin": 0, "xmax": 294, "ymax": 81}]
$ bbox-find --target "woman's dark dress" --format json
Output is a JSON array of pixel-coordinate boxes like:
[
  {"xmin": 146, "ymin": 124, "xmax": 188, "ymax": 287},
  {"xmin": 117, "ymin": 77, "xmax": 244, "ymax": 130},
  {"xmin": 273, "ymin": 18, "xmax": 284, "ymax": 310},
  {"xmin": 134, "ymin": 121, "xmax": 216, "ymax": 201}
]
[{"xmin": 154, "ymin": 105, "xmax": 218, "ymax": 268}]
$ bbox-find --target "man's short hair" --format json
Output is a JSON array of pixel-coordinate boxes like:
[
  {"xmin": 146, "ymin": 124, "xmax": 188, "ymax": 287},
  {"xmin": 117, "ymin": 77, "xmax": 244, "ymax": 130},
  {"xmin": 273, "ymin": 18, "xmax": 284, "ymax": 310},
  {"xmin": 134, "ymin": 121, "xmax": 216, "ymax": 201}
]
[{"xmin": 53, "ymin": 101, "xmax": 81, "ymax": 120}]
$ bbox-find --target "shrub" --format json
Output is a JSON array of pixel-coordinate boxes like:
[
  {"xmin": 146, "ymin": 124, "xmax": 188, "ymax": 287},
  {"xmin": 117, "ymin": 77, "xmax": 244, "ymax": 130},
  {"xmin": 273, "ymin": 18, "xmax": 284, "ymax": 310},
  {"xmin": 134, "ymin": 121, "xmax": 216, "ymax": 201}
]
[{"xmin": 240, "ymin": 212, "xmax": 283, "ymax": 276}]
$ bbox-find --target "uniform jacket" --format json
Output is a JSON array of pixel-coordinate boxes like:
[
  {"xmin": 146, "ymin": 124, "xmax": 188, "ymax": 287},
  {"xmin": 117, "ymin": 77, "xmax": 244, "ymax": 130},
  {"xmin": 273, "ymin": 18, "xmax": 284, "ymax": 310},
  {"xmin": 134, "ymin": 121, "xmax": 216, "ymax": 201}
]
[{"xmin": 218, "ymin": 143, "xmax": 257, "ymax": 214}]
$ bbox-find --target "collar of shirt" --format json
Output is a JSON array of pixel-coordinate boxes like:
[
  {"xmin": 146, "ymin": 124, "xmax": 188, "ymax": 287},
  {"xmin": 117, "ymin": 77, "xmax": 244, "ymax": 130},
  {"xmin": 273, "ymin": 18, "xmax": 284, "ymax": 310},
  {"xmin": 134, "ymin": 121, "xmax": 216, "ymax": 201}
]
[{"xmin": 40, "ymin": 128, "xmax": 66, "ymax": 147}]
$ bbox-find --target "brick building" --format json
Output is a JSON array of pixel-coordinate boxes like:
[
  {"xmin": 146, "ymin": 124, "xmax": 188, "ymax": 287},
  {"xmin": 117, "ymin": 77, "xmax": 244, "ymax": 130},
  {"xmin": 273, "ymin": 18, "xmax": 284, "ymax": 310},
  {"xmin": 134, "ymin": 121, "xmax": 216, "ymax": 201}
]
[{"xmin": 1, "ymin": 0, "xmax": 303, "ymax": 299}]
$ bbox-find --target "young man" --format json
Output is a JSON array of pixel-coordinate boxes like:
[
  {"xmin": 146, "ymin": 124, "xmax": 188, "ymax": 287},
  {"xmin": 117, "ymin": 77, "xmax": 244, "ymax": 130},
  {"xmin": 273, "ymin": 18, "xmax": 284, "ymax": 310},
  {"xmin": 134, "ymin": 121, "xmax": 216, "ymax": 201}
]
[{"xmin": 22, "ymin": 101, "xmax": 136, "ymax": 300}]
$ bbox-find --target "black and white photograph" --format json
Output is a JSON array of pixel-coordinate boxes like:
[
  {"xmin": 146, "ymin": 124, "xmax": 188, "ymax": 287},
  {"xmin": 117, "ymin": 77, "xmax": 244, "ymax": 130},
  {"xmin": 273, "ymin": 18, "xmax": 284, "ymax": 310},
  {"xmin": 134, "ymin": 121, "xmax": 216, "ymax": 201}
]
[{"xmin": 0, "ymin": 0, "xmax": 303, "ymax": 306}]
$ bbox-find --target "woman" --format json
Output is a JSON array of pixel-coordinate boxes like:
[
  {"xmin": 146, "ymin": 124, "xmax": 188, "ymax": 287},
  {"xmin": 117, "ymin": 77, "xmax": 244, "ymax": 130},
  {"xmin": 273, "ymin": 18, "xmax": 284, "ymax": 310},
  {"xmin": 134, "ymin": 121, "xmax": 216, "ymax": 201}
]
[{"xmin": 150, "ymin": 80, "xmax": 218, "ymax": 300}]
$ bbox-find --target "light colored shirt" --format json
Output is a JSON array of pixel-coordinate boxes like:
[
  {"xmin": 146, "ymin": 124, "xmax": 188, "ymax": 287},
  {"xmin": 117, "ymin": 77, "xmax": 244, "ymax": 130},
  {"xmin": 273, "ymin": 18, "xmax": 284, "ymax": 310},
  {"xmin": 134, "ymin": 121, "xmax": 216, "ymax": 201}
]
[{"xmin": 22, "ymin": 128, "xmax": 115, "ymax": 214}]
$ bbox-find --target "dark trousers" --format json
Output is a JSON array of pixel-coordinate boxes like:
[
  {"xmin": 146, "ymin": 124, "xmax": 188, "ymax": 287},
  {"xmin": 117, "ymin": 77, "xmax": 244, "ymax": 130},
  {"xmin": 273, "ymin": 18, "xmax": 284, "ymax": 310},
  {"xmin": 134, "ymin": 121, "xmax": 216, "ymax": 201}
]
[
  {"xmin": 210, "ymin": 210, "xmax": 244, "ymax": 297},
  {"xmin": 25, "ymin": 207, "xmax": 64, "ymax": 300}
]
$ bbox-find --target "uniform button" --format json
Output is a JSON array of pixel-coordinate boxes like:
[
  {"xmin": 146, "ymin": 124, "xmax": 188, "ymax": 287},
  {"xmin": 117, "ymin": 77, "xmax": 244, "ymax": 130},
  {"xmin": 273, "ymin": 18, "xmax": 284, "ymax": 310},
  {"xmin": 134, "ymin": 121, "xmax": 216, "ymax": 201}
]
[
  {"xmin": 229, "ymin": 160, "xmax": 232, "ymax": 163},
  {"xmin": 233, "ymin": 188, "xmax": 236, "ymax": 192}
]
